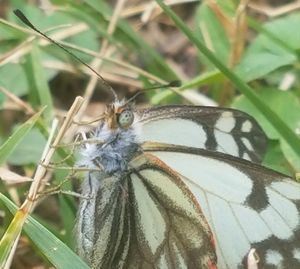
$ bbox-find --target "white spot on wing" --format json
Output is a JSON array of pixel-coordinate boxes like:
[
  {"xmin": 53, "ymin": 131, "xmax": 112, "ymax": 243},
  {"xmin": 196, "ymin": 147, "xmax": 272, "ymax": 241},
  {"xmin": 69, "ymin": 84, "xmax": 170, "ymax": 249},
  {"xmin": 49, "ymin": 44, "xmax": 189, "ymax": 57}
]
[
  {"xmin": 215, "ymin": 131, "xmax": 239, "ymax": 157},
  {"xmin": 293, "ymin": 249, "xmax": 300, "ymax": 261},
  {"xmin": 241, "ymin": 137, "xmax": 254, "ymax": 151},
  {"xmin": 215, "ymin": 111, "xmax": 235, "ymax": 132},
  {"xmin": 243, "ymin": 153, "xmax": 251, "ymax": 160},
  {"xmin": 242, "ymin": 120, "xmax": 252, "ymax": 132},
  {"xmin": 215, "ymin": 112, "xmax": 240, "ymax": 156},
  {"xmin": 265, "ymin": 250, "xmax": 283, "ymax": 266}
]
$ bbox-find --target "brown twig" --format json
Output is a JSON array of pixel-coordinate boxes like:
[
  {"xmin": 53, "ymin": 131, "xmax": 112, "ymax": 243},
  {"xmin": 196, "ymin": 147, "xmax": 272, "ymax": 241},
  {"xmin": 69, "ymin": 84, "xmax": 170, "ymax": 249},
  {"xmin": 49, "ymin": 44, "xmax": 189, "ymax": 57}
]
[{"xmin": 0, "ymin": 86, "xmax": 35, "ymax": 115}]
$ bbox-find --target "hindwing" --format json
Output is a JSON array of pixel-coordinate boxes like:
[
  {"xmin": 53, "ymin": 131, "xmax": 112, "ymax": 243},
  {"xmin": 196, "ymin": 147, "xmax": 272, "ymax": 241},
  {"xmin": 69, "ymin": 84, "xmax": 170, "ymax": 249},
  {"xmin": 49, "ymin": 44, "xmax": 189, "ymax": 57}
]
[
  {"xmin": 143, "ymin": 143, "xmax": 300, "ymax": 269},
  {"xmin": 76, "ymin": 153, "xmax": 217, "ymax": 269}
]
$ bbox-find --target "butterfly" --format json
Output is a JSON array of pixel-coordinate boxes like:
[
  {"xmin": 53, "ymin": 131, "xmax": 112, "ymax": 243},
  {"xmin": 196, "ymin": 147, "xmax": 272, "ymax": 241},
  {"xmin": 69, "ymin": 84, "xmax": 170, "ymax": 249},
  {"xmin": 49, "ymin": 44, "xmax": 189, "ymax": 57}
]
[
  {"xmin": 75, "ymin": 100, "xmax": 300, "ymax": 269},
  {"xmin": 12, "ymin": 9, "xmax": 299, "ymax": 269}
]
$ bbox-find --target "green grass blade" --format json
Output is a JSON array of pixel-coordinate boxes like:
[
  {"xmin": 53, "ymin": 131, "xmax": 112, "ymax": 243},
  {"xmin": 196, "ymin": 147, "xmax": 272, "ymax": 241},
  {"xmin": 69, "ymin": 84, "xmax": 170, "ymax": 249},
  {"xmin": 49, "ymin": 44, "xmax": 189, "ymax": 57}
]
[
  {"xmin": 26, "ymin": 43, "xmax": 53, "ymax": 123},
  {"xmin": 0, "ymin": 194, "xmax": 90, "ymax": 269},
  {"xmin": 0, "ymin": 210, "xmax": 26, "ymax": 267},
  {"xmin": 0, "ymin": 109, "xmax": 44, "ymax": 165},
  {"xmin": 155, "ymin": 0, "xmax": 300, "ymax": 159}
]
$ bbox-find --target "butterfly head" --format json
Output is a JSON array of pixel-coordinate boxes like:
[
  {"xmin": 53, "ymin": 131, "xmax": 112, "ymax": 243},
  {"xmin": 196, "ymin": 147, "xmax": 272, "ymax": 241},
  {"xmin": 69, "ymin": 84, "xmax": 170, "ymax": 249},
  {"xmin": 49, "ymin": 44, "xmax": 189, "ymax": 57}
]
[{"xmin": 105, "ymin": 101, "xmax": 135, "ymax": 130}]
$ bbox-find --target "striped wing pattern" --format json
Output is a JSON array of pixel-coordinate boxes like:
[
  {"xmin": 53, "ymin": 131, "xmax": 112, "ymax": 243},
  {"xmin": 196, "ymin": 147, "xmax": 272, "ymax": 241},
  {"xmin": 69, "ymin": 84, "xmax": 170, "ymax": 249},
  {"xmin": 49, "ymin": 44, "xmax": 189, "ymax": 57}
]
[
  {"xmin": 136, "ymin": 106, "xmax": 267, "ymax": 163},
  {"xmin": 143, "ymin": 144, "xmax": 300, "ymax": 269},
  {"xmin": 76, "ymin": 154, "xmax": 217, "ymax": 269}
]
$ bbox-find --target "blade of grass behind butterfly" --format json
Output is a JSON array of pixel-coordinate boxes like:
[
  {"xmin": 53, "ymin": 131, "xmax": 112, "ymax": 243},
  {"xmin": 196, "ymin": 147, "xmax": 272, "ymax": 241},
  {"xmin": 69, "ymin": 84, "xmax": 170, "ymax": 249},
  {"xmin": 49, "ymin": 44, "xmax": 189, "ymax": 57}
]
[
  {"xmin": 24, "ymin": 43, "xmax": 53, "ymax": 123},
  {"xmin": 155, "ymin": 0, "xmax": 300, "ymax": 159},
  {"xmin": 0, "ymin": 109, "xmax": 44, "ymax": 164},
  {"xmin": 82, "ymin": 0, "xmax": 177, "ymax": 80},
  {"xmin": 0, "ymin": 193, "xmax": 90, "ymax": 269}
]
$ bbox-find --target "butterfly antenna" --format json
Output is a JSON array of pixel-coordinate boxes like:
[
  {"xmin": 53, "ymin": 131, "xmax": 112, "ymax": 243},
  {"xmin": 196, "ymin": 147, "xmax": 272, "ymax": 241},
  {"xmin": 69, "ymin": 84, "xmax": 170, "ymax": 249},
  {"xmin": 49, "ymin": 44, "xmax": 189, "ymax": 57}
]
[
  {"xmin": 14, "ymin": 9, "xmax": 118, "ymax": 101},
  {"xmin": 125, "ymin": 80, "xmax": 181, "ymax": 104}
]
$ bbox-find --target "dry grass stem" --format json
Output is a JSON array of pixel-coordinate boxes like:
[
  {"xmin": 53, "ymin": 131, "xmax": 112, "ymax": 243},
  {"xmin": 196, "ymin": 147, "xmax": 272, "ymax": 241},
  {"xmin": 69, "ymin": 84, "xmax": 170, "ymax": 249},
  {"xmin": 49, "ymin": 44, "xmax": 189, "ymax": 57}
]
[
  {"xmin": 249, "ymin": 1, "xmax": 300, "ymax": 17},
  {"xmin": 0, "ymin": 86, "xmax": 35, "ymax": 115},
  {"xmin": 21, "ymin": 96, "xmax": 84, "ymax": 213},
  {"xmin": 0, "ymin": 20, "xmax": 88, "ymax": 66}
]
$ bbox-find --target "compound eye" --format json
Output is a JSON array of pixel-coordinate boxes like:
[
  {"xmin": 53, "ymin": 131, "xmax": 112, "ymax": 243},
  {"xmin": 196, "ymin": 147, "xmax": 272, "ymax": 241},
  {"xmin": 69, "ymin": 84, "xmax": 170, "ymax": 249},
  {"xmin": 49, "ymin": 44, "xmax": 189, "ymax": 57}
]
[{"xmin": 117, "ymin": 109, "xmax": 134, "ymax": 128}]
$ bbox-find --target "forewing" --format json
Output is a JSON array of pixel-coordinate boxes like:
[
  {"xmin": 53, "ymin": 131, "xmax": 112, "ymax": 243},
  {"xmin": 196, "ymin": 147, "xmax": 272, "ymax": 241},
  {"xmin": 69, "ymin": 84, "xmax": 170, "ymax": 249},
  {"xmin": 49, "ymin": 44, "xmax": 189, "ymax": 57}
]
[
  {"xmin": 76, "ymin": 154, "xmax": 217, "ymax": 269},
  {"xmin": 143, "ymin": 144, "xmax": 300, "ymax": 269},
  {"xmin": 135, "ymin": 105, "xmax": 267, "ymax": 163}
]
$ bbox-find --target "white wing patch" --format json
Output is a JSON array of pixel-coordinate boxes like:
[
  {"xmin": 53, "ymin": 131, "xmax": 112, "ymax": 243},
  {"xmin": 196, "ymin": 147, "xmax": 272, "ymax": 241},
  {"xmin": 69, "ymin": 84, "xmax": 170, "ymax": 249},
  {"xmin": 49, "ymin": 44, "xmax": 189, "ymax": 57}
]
[
  {"xmin": 293, "ymin": 249, "xmax": 300, "ymax": 260},
  {"xmin": 215, "ymin": 132, "xmax": 239, "ymax": 158},
  {"xmin": 241, "ymin": 137, "xmax": 254, "ymax": 151},
  {"xmin": 231, "ymin": 204, "xmax": 272, "ymax": 241},
  {"xmin": 139, "ymin": 118, "xmax": 206, "ymax": 148},
  {"xmin": 214, "ymin": 111, "xmax": 239, "ymax": 159},
  {"xmin": 131, "ymin": 173, "xmax": 167, "ymax": 256},
  {"xmin": 151, "ymin": 151, "xmax": 253, "ymax": 203},
  {"xmin": 241, "ymin": 120, "xmax": 252, "ymax": 133},
  {"xmin": 265, "ymin": 250, "xmax": 284, "ymax": 266},
  {"xmin": 215, "ymin": 111, "xmax": 235, "ymax": 132},
  {"xmin": 207, "ymin": 194, "xmax": 251, "ymax": 267},
  {"xmin": 260, "ymin": 206, "xmax": 294, "ymax": 239},
  {"xmin": 266, "ymin": 188, "xmax": 299, "ymax": 230},
  {"xmin": 270, "ymin": 181, "xmax": 300, "ymax": 199}
]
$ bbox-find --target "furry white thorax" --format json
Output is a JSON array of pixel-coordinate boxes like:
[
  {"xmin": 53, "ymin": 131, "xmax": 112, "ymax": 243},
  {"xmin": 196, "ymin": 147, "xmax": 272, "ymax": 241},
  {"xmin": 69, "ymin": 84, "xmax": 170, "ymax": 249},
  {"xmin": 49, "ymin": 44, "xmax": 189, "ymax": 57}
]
[{"xmin": 78, "ymin": 113, "xmax": 141, "ymax": 175}]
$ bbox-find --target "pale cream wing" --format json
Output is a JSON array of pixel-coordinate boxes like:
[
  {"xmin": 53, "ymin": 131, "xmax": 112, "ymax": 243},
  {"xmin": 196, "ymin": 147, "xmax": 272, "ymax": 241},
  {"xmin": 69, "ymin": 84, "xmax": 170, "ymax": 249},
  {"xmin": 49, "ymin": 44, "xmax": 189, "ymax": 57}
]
[
  {"xmin": 76, "ymin": 153, "xmax": 217, "ymax": 269},
  {"xmin": 143, "ymin": 144, "xmax": 300, "ymax": 269},
  {"xmin": 135, "ymin": 105, "xmax": 267, "ymax": 163}
]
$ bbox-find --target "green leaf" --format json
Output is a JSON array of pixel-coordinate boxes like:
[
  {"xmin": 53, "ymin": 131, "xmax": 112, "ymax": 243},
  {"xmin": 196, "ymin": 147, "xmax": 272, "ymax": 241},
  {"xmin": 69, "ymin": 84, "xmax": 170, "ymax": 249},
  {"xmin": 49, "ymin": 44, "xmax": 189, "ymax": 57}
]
[
  {"xmin": 236, "ymin": 13, "xmax": 300, "ymax": 81},
  {"xmin": 58, "ymin": 195, "xmax": 76, "ymax": 248},
  {"xmin": 8, "ymin": 128, "xmax": 46, "ymax": 165},
  {"xmin": 0, "ymin": 63, "xmax": 29, "ymax": 97},
  {"xmin": 0, "ymin": 109, "xmax": 44, "ymax": 165},
  {"xmin": 25, "ymin": 44, "xmax": 53, "ymax": 122},
  {"xmin": 236, "ymin": 52, "xmax": 295, "ymax": 82},
  {"xmin": 0, "ymin": 194, "xmax": 90, "ymax": 269},
  {"xmin": 155, "ymin": 0, "xmax": 300, "ymax": 160},
  {"xmin": 263, "ymin": 140, "xmax": 292, "ymax": 175}
]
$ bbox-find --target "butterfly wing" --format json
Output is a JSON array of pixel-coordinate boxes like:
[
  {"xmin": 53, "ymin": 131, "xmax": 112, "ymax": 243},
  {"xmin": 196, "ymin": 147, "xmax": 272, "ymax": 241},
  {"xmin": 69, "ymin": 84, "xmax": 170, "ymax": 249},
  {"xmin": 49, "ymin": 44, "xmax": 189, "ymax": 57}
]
[
  {"xmin": 143, "ymin": 143, "xmax": 300, "ymax": 269},
  {"xmin": 76, "ymin": 153, "xmax": 217, "ymax": 269},
  {"xmin": 135, "ymin": 105, "xmax": 267, "ymax": 163}
]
